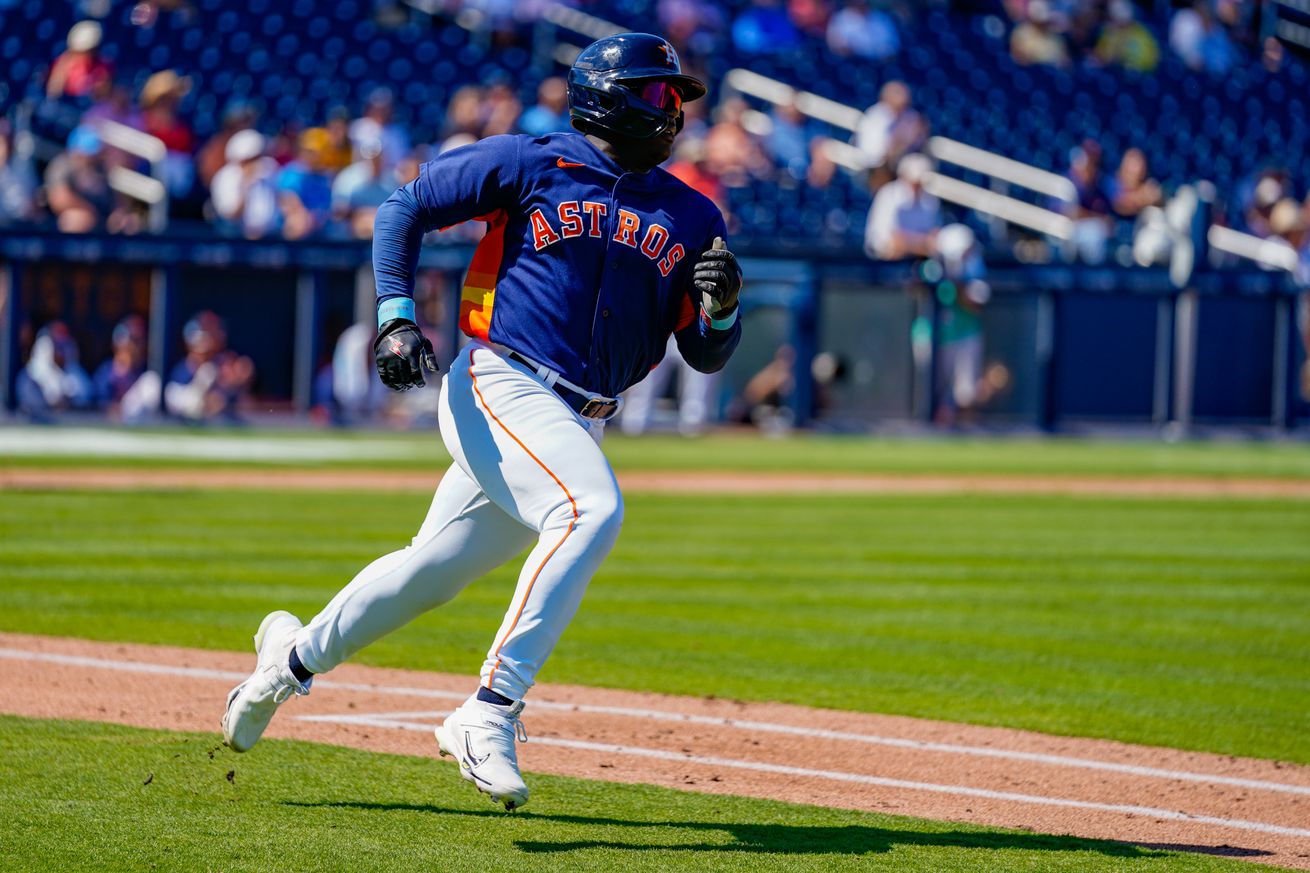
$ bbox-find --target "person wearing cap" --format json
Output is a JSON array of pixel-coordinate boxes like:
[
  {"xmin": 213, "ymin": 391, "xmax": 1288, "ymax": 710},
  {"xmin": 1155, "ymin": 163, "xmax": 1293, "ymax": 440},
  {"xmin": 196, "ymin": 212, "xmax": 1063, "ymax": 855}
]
[
  {"xmin": 45, "ymin": 125, "xmax": 122, "ymax": 233},
  {"xmin": 302, "ymin": 107, "xmax": 355, "ymax": 175},
  {"xmin": 197, "ymin": 101, "xmax": 257, "ymax": 188},
  {"xmin": 46, "ymin": 21, "xmax": 112, "ymax": 100},
  {"xmin": 330, "ymin": 137, "xmax": 393, "ymax": 239},
  {"xmin": 17, "ymin": 321, "xmax": 95, "ymax": 420},
  {"xmin": 865, "ymin": 152, "xmax": 941, "ymax": 261},
  {"xmin": 140, "ymin": 70, "xmax": 196, "ymax": 198},
  {"xmin": 275, "ymin": 131, "xmax": 334, "ymax": 239},
  {"xmin": 929, "ymin": 224, "xmax": 995, "ymax": 426},
  {"xmin": 209, "ymin": 129, "xmax": 279, "ymax": 237},
  {"xmin": 93, "ymin": 314, "xmax": 161, "ymax": 422},
  {"xmin": 1095, "ymin": 0, "xmax": 1160, "ymax": 73},
  {"xmin": 164, "ymin": 311, "xmax": 255, "ymax": 422}
]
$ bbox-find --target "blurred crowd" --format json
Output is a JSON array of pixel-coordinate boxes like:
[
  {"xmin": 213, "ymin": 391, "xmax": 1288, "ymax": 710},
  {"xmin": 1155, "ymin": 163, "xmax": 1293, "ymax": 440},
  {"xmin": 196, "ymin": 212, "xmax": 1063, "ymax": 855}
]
[{"xmin": 6, "ymin": 0, "xmax": 1307, "ymax": 429}]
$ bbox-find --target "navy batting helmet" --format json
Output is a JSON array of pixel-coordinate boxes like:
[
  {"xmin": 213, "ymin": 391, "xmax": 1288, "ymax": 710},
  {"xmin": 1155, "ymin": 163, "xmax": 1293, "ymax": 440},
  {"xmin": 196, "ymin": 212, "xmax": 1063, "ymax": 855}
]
[{"xmin": 567, "ymin": 33, "xmax": 707, "ymax": 141}]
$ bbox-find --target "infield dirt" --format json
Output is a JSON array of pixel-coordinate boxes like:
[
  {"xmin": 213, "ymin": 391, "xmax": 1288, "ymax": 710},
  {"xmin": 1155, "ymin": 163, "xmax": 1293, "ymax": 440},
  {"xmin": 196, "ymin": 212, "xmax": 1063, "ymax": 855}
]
[{"xmin": 1, "ymin": 633, "xmax": 1306, "ymax": 869}]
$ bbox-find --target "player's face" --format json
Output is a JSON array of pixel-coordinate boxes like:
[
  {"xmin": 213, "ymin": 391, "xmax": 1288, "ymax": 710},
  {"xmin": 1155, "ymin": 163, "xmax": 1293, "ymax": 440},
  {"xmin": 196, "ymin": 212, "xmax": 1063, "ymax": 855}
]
[{"xmin": 609, "ymin": 81, "xmax": 684, "ymax": 168}]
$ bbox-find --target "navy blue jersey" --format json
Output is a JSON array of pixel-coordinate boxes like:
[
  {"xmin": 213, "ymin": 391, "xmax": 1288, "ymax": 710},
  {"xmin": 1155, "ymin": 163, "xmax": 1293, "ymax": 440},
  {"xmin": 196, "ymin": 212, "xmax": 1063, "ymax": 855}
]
[{"xmin": 372, "ymin": 132, "xmax": 740, "ymax": 397}]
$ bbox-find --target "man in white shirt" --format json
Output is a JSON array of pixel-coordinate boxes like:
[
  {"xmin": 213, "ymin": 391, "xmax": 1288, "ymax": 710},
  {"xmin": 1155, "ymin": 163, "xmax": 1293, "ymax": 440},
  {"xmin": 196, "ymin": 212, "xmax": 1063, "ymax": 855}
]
[
  {"xmin": 853, "ymin": 80, "xmax": 926, "ymax": 175},
  {"xmin": 865, "ymin": 153, "xmax": 940, "ymax": 261}
]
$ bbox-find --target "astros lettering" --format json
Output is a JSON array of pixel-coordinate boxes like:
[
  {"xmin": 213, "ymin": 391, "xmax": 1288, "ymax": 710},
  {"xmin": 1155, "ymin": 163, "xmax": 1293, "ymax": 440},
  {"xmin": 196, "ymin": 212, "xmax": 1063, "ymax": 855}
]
[{"xmin": 528, "ymin": 202, "xmax": 687, "ymax": 276}]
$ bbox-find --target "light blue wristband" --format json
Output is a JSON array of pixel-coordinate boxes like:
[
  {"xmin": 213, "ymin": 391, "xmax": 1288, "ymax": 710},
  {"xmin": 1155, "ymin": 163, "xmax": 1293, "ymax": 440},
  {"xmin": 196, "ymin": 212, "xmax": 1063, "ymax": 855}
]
[
  {"xmin": 707, "ymin": 306, "xmax": 739, "ymax": 331},
  {"xmin": 377, "ymin": 297, "xmax": 415, "ymax": 328}
]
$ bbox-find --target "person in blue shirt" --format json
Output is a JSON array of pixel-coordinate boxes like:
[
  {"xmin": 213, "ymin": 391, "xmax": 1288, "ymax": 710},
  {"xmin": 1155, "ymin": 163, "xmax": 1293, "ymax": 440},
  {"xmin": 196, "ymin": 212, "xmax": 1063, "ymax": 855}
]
[
  {"xmin": 275, "ymin": 131, "xmax": 333, "ymax": 239},
  {"xmin": 222, "ymin": 33, "xmax": 743, "ymax": 812}
]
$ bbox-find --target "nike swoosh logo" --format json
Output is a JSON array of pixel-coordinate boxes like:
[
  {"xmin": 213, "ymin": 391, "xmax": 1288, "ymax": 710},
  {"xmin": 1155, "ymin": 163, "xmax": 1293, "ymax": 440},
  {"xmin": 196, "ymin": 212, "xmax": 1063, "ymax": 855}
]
[
  {"xmin": 463, "ymin": 731, "xmax": 491, "ymax": 768},
  {"xmin": 556, "ymin": 157, "xmax": 585, "ymax": 168}
]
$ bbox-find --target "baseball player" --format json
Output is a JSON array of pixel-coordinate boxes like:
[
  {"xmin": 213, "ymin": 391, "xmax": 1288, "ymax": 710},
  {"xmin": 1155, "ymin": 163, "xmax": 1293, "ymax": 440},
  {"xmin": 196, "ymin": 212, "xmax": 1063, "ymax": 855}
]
[{"xmin": 221, "ymin": 33, "xmax": 742, "ymax": 811}]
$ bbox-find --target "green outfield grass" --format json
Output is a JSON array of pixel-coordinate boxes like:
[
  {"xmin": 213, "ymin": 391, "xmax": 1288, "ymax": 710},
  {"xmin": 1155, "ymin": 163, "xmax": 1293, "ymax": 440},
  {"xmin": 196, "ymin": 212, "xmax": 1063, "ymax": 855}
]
[
  {"xmin": 2, "ymin": 425, "xmax": 1309, "ymax": 477},
  {"xmin": 0, "ymin": 716, "xmax": 1284, "ymax": 873},
  {"xmin": 2, "ymin": 486, "xmax": 1307, "ymax": 764}
]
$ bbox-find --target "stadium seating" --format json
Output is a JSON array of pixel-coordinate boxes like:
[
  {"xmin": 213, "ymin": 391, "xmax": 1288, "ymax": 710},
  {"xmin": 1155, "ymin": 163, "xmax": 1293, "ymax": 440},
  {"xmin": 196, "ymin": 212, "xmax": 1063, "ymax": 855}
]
[{"xmin": 2, "ymin": 0, "xmax": 1303, "ymax": 249}]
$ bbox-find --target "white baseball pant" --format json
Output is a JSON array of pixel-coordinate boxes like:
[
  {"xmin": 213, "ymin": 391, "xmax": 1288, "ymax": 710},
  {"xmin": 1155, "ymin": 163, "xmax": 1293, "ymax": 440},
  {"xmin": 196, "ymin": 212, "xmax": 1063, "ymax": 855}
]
[{"xmin": 294, "ymin": 341, "xmax": 624, "ymax": 701}]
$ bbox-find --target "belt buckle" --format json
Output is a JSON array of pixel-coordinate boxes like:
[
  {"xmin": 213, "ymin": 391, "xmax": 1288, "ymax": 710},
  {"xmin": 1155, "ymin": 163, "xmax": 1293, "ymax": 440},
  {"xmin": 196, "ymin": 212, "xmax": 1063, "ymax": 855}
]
[{"xmin": 578, "ymin": 397, "xmax": 617, "ymax": 420}]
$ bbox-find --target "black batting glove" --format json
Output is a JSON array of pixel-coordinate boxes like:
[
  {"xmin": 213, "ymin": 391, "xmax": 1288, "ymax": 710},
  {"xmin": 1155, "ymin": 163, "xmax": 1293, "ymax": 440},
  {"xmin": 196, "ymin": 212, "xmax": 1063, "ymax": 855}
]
[
  {"xmin": 693, "ymin": 236, "xmax": 742, "ymax": 318},
  {"xmin": 374, "ymin": 318, "xmax": 438, "ymax": 391}
]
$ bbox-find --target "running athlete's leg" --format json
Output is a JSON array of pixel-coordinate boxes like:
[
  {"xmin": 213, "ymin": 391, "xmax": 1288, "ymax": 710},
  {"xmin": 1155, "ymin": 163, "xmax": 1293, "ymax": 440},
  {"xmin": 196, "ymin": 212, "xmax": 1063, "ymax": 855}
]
[
  {"xmin": 441, "ymin": 345, "xmax": 624, "ymax": 701},
  {"xmin": 294, "ymin": 463, "xmax": 536, "ymax": 674}
]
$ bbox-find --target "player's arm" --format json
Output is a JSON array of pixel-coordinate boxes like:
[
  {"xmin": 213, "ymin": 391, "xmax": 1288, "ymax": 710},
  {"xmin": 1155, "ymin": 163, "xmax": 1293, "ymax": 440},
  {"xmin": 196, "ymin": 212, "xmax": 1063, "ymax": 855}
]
[
  {"xmin": 674, "ymin": 220, "xmax": 743, "ymax": 374},
  {"xmin": 372, "ymin": 136, "xmax": 522, "ymax": 390}
]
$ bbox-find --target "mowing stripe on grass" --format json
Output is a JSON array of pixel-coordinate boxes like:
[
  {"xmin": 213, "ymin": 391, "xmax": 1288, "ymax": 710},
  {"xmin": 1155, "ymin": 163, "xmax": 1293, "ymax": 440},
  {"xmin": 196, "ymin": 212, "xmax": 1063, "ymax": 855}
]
[
  {"xmin": 291, "ymin": 710, "xmax": 1310, "ymax": 841},
  {"xmin": 4, "ymin": 647, "xmax": 1307, "ymax": 800}
]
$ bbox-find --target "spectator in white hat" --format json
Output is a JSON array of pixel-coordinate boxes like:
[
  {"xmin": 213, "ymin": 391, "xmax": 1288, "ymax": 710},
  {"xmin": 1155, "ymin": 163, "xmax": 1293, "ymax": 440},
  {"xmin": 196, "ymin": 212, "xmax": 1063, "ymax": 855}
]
[
  {"xmin": 209, "ymin": 129, "xmax": 279, "ymax": 237},
  {"xmin": 47, "ymin": 21, "xmax": 112, "ymax": 100}
]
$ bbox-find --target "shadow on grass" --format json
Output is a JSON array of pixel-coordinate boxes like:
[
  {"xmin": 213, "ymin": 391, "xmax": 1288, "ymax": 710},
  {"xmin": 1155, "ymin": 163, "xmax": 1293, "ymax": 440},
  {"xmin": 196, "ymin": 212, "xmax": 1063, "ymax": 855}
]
[{"xmin": 284, "ymin": 800, "xmax": 1194, "ymax": 860}]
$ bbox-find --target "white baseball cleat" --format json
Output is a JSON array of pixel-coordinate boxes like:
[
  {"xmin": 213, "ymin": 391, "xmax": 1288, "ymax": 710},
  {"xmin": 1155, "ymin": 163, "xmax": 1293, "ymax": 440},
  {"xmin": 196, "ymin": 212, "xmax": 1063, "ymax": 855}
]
[
  {"xmin": 435, "ymin": 695, "xmax": 530, "ymax": 810},
  {"xmin": 221, "ymin": 610, "xmax": 312, "ymax": 752}
]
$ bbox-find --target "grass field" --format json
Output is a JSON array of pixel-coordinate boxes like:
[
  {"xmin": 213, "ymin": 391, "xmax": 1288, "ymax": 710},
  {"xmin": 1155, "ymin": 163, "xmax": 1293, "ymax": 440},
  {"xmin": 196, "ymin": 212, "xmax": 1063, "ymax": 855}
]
[
  {"xmin": 2, "ymin": 428, "xmax": 1308, "ymax": 871},
  {"xmin": 3, "ymin": 425, "xmax": 1310, "ymax": 477},
  {"xmin": 0, "ymin": 716, "xmax": 1275, "ymax": 873}
]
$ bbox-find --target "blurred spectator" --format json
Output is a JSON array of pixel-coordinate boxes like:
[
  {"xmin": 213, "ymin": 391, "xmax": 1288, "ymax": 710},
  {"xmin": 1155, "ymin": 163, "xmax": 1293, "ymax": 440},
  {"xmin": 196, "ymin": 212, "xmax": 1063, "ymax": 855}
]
[
  {"xmin": 481, "ymin": 78, "xmax": 523, "ymax": 138},
  {"xmin": 1242, "ymin": 170, "xmax": 1288, "ymax": 238},
  {"xmin": 332, "ymin": 138, "xmax": 394, "ymax": 238},
  {"xmin": 1058, "ymin": 140, "xmax": 1113, "ymax": 263},
  {"xmin": 659, "ymin": 0, "xmax": 726, "ymax": 59},
  {"xmin": 350, "ymin": 88, "xmax": 410, "ymax": 169},
  {"xmin": 826, "ymin": 0, "xmax": 900, "ymax": 60},
  {"xmin": 865, "ymin": 153, "xmax": 940, "ymax": 260},
  {"xmin": 93, "ymin": 314, "xmax": 160, "ymax": 422},
  {"xmin": 788, "ymin": 0, "xmax": 831, "ymax": 38},
  {"xmin": 666, "ymin": 138, "xmax": 727, "ymax": 214},
  {"xmin": 730, "ymin": 344, "xmax": 796, "ymax": 432},
  {"xmin": 0, "ymin": 126, "xmax": 36, "ymax": 223},
  {"xmin": 324, "ymin": 321, "xmax": 383, "ymax": 424},
  {"xmin": 853, "ymin": 81, "xmax": 927, "ymax": 182},
  {"xmin": 82, "ymin": 81, "xmax": 143, "ymax": 135},
  {"xmin": 1010, "ymin": 1, "xmax": 1070, "ymax": 68},
  {"xmin": 196, "ymin": 101, "xmax": 256, "ymax": 188},
  {"xmin": 302, "ymin": 107, "xmax": 355, "ymax": 175},
  {"xmin": 678, "ymin": 96, "xmax": 711, "ymax": 143},
  {"xmin": 766, "ymin": 100, "xmax": 812, "ymax": 180},
  {"xmin": 704, "ymin": 97, "xmax": 772, "ymax": 187},
  {"xmin": 930, "ymin": 224, "xmax": 995, "ymax": 426},
  {"xmin": 442, "ymin": 85, "xmax": 485, "ymax": 144},
  {"xmin": 1107, "ymin": 147, "xmax": 1162, "ymax": 219},
  {"xmin": 275, "ymin": 131, "xmax": 333, "ymax": 239},
  {"xmin": 732, "ymin": 0, "xmax": 802, "ymax": 54},
  {"xmin": 806, "ymin": 137, "xmax": 838, "ymax": 189},
  {"xmin": 164, "ymin": 311, "xmax": 254, "ymax": 422},
  {"xmin": 1170, "ymin": 1, "xmax": 1235, "ymax": 74},
  {"xmin": 620, "ymin": 336, "xmax": 721, "ymax": 436},
  {"xmin": 139, "ymin": 70, "xmax": 196, "ymax": 198},
  {"xmin": 209, "ymin": 129, "xmax": 280, "ymax": 237},
  {"xmin": 518, "ymin": 77, "xmax": 571, "ymax": 137},
  {"xmin": 1094, "ymin": 0, "xmax": 1159, "ymax": 73},
  {"xmin": 17, "ymin": 322, "xmax": 95, "ymax": 419},
  {"xmin": 46, "ymin": 21, "xmax": 112, "ymax": 100},
  {"xmin": 45, "ymin": 126, "xmax": 137, "ymax": 234}
]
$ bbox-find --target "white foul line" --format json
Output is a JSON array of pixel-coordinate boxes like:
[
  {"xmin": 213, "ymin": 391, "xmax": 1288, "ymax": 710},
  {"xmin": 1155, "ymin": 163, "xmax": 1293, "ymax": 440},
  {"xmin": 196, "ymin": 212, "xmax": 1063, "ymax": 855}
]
[
  {"xmin": 294, "ymin": 711, "xmax": 1310, "ymax": 841},
  {"xmin": 3, "ymin": 647, "xmax": 1308, "ymax": 801}
]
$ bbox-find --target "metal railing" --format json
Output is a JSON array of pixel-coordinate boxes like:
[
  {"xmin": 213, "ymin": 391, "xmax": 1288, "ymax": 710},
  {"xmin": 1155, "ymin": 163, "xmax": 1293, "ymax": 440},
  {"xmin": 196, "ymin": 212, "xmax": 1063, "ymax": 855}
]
[{"xmin": 719, "ymin": 68, "xmax": 1077, "ymax": 240}]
